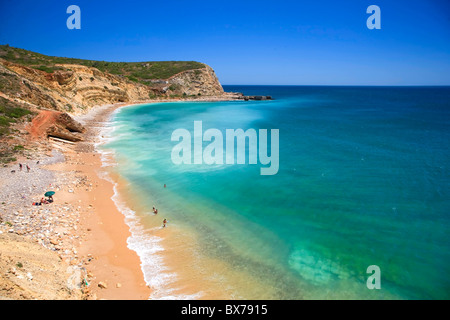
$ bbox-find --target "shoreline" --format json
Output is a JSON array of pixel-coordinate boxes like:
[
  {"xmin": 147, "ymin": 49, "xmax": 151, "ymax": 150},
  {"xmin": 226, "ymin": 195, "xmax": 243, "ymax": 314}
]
[
  {"xmin": 88, "ymin": 98, "xmax": 278, "ymax": 300},
  {"xmin": 72, "ymin": 97, "xmax": 255, "ymax": 300},
  {"xmin": 0, "ymin": 95, "xmax": 258, "ymax": 300},
  {"xmin": 78, "ymin": 98, "xmax": 237, "ymax": 300}
]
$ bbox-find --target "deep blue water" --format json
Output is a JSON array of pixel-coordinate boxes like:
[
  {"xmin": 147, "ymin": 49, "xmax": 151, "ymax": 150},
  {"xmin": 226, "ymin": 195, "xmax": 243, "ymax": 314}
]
[{"xmin": 102, "ymin": 86, "xmax": 450, "ymax": 299}]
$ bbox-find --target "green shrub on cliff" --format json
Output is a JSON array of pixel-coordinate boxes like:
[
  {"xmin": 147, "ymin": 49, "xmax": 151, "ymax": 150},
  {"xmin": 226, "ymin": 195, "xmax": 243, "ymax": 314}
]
[
  {"xmin": 0, "ymin": 97, "xmax": 33, "ymax": 137},
  {"xmin": 0, "ymin": 97, "xmax": 35, "ymax": 163},
  {"xmin": 35, "ymin": 65, "xmax": 55, "ymax": 73}
]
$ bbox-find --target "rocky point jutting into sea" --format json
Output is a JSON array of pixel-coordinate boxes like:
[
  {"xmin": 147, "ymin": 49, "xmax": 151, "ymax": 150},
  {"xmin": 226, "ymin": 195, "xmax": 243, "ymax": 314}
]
[{"xmin": 0, "ymin": 45, "xmax": 270, "ymax": 149}]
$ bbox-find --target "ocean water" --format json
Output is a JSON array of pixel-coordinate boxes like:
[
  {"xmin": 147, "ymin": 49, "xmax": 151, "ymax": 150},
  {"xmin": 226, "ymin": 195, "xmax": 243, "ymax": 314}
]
[{"xmin": 99, "ymin": 86, "xmax": 450, "ymax": 300}]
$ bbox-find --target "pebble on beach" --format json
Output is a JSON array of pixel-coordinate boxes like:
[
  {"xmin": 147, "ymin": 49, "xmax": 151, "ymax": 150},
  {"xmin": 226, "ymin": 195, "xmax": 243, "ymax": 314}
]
[{"xmin": 0, "ymin": 150, "xmax": 95, "ymax": 299}]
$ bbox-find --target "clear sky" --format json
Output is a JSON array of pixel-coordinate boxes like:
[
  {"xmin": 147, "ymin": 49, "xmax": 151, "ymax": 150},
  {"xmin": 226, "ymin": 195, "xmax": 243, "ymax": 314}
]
[{"xmin": 0, "ymin": 0, "xmax": 449, "ymax": 85}]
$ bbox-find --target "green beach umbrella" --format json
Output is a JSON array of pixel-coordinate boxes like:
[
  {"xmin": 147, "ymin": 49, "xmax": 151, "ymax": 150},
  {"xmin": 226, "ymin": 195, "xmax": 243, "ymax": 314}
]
[{"xmin": 44, "ymin": 191, "xmax": 55, "ymax": 197}]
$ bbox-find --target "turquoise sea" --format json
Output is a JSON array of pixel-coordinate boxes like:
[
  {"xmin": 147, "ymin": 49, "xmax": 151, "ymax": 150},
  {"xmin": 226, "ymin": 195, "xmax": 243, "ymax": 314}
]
[{"xmin": 100, "ymin": 86, "xmax": 450, "ymax": 299}]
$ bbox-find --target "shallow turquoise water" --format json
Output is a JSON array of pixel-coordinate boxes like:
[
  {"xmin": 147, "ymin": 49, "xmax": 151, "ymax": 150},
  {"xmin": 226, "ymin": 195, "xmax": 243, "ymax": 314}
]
[{"xmin": 102, "ymin": 86, "xmax": 450, "ymax": 299}]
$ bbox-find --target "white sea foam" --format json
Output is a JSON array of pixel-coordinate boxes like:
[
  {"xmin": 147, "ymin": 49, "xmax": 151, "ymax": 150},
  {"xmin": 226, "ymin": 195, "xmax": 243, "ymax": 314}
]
[
  {"xmin": 94, "ymin": 121, "xmax": 118, "ymax": 167},
  {"xmin": 94, "ymin": 112, "xmax": 202, "ymax": 300},
  {"xmin": 109, "ymin": 180, "xmax": 202, "ymax": 300}
]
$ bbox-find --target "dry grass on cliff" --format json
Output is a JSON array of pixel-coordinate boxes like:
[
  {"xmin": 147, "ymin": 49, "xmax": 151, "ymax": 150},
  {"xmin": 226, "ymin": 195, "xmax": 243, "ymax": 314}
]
[{"xmin": 0, "ymin": 44, "xmax": 206, "ymax": 83}]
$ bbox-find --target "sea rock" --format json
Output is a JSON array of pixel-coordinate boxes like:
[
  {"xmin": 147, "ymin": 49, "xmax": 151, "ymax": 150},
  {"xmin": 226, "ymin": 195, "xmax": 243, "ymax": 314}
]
[{"xmin": 242, "ymin": 95, "xmax": 273, "ymax": 101}]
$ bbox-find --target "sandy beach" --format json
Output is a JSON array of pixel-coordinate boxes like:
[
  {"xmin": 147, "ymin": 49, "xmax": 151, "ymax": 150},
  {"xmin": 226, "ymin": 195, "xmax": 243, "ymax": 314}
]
[
  {"xmin": 53, "ymin": 102, "xmax": 153, "ymax": 299},
  {"xmin": 0, "ymin": 96, "xmax": 241, "ymax": 300},
  {"xmin": 0, "ymin": 101, "xmax": 150, "ymax": 299}
]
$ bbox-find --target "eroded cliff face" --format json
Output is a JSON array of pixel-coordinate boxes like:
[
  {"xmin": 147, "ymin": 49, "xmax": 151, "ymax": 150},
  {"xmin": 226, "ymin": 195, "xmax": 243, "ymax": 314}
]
[
  {"xmin": 0, "ymin": 57, "xmax": 225, "ymax": 146},
  {"xmin": 166, "ymin": 65, "xmax": 224, "ymax": 96},
  {"xmin": 0, "ymin": 58, "xmax": 224, "ymax": 115}
]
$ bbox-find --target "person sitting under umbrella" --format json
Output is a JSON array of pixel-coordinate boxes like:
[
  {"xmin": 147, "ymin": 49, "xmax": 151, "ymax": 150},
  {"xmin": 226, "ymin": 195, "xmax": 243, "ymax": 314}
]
[{"xmin": 45, "ymin": 191, "xmax": 55, "ymax": 203}]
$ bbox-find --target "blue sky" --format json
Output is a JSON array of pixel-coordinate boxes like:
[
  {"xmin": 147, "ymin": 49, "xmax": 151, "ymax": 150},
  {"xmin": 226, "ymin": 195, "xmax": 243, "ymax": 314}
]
[{"xmin": 0, "ymin": 0, "xmax": 449, "ymax": 85}]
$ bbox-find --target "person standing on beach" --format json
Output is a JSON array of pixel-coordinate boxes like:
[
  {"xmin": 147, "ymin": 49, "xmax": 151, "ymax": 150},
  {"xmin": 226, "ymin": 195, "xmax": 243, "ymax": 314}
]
[
  {"xmin": 19, "ymin": 163, "xmax": 22, "ymax": 171},
  {"xmin": 26, "ymin": 165, "xmax": 30, "ymax": 172},
  {"xmin": 163, "ymin": 219, "xmax": 167, "ymax": 228}
]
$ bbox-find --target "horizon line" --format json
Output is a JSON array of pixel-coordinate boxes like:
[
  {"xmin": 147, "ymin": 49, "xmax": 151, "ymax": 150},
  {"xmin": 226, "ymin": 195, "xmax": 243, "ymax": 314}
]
[{"xmin": 222, "ymin": 84, "xmax": 450, "ymax": 87}]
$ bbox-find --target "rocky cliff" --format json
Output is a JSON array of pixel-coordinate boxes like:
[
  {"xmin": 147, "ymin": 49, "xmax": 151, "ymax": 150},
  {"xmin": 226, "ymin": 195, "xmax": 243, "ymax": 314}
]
[
  {"xmin": 0, "ymin": 58, "xmax": 224, "ymax": 115},
  {"xmin": 0, "ymin": 46, "xmax": 226, "ymax": 160},
  {"xmin": 165, "ymin": 65, "xmax": 224, "ymax": 97}
]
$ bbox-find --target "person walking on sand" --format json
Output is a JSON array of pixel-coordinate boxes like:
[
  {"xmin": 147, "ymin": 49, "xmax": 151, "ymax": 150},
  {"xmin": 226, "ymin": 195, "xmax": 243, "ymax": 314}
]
[{"xmin": 26, "ymin": 165, "xmax": 30, "ymax": 172}]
